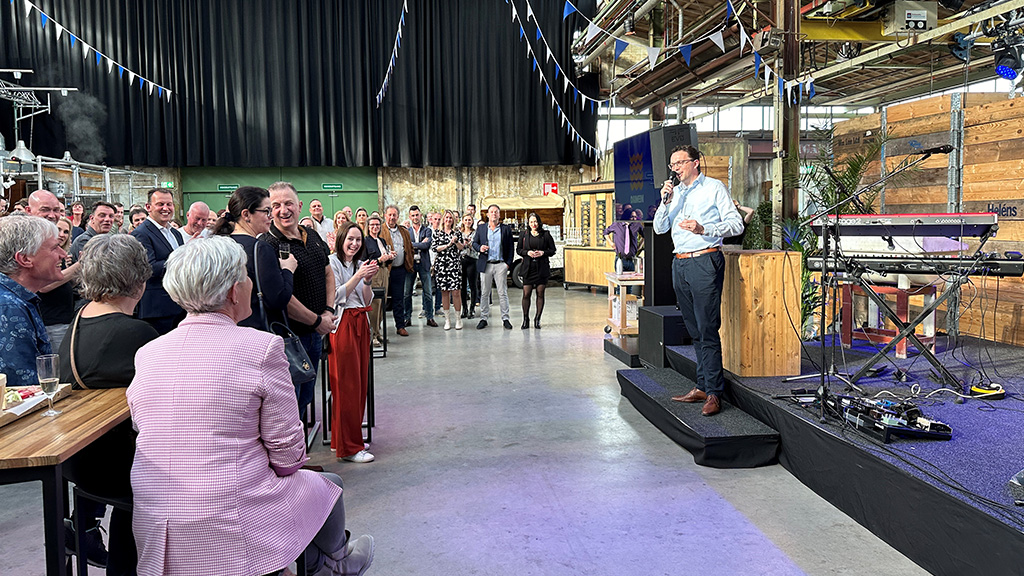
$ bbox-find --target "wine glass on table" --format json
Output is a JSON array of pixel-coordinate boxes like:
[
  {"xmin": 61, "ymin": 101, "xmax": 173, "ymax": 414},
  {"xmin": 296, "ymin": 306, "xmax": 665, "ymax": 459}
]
[{"xmin": 36, "ymin": 354, "xmax": 61, "ymax": 417}]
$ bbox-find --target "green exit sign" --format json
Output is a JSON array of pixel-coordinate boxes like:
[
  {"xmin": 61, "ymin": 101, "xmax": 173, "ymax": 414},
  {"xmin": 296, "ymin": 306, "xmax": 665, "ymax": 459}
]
[
  {"xmin": 161, "ymin": 181, "xmax": 175, "ymax": 188},
  {"xmin": 218, "ymin": 184, "xmax": 239, "ymax": 192},
  {"xmin": 322, "ymin": 183, "xmax": 344, "ymax": 191}
]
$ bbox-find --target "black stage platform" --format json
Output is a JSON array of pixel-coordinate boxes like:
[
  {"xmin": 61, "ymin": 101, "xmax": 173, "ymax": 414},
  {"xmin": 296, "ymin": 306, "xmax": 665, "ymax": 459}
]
[
  {"xmin": 603, "ymin": 335, "xmax": 641, "ymax": 367},
  {"xmin": 617, "ymin": 368, "xmax": 779, "ymax": 468},
  {"xmin": 650, "ymin": 336, "xmax": 1024, "ymax": 576}
]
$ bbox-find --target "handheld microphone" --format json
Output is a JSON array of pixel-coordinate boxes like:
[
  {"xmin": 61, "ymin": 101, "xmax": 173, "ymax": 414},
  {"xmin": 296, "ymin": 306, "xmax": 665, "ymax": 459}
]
[{"xmin": 919, "ymin": 144, "xmax": 954, "ymax": 155}]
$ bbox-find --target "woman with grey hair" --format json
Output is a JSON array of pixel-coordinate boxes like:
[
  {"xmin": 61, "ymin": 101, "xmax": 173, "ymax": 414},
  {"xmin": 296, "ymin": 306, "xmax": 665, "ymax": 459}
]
[
  {"xmin": 128, "ymin": 237, "xmax": 374, "ymax": 576},
  {"xmin": 59, "ymin": 233, "xmax": 160, "ymax": 575}
]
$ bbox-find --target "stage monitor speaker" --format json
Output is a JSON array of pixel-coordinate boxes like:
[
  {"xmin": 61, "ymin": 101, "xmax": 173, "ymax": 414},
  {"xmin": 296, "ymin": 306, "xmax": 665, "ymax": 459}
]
[
  {"xmin": 643, "ymin": 222, "xmax": 676, "ymax": 306},
  {"xmin": 638, "ymin": 306, "xmax": 691, "ymax": 368},
  {"xmin": 650, "ymin": 124, "xmax": 699, "ymax": 188}
]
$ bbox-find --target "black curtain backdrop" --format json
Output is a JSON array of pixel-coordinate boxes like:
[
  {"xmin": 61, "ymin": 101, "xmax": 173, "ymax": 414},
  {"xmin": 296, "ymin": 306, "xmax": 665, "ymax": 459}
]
[{"xmin": 0, "ymin": 0, "xmax": 599, "ymax": 168}]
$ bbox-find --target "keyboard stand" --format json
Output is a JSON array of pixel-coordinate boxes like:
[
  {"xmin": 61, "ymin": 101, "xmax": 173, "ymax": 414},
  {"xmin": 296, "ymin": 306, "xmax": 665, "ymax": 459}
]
[{"xmin": 841, "ymin": 230, "xmax": 995, "ymax": 393}]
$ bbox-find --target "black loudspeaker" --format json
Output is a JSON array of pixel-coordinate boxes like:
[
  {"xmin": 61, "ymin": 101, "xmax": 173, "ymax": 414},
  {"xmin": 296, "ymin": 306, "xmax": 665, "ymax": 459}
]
[
  {"xmin": 638, "ymin": 305, "xmax": 691, "ymax": 368},
  {"xmin": 643, "ymin": 222, "xmax": 676, "ymax": 307},
  {"xmin": 650, "ymin": 124, "xmax": 699, "ymax": 188}
]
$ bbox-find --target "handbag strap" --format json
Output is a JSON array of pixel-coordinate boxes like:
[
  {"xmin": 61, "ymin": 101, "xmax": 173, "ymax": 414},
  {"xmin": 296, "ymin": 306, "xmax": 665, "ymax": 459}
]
[
  {"xmin": 252, "ymin": 240, "xmax": 271, "ymax": 332},
  {"xmin": 69, "ymin": 307, "xmax": 89, "ymax": 389}
]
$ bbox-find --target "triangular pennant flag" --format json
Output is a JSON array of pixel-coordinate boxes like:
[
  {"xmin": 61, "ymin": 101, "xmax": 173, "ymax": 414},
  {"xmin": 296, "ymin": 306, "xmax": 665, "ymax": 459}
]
[
  {"xmin": 552, "ymin": 95, "xmax": 557, "ymax": 108},
  {"xmin": 585, "ymin": 22, "xmax": 600, "ymax": 44},
  {"xmin": 808, "ymin": 79, "xmax": 815, "ymax": 100},
  {"xmin": 532, "ymin": 58, "xmax": 537, "ymax": 72},
  {"xmin": 647, "ymin": 46, "xmax": 660, "ymax": 70},
  {"xmin": 795, "ymin": 82, "xmax": 802, "ymax": 105},
  {"xmin": 536, "ymin": 28, "xmax": 541, "ymax": 40},
  {"xmin": 710, "ymin": 30, "xmax": 725, "ymax": 53},
  {"xmin": 140, "ymin": 78, "xmax": 145, "ymax": 91},
  {"xmin": 158, "ymin": 86, "xmax": 163, "ymax": 98},
  {"xmin": 128, "ymin": 71, "xmax": 136, "ymax": 86},
  {"xmin": 520, "ymin": 25, "xmax": 524, "ymax": 39},
  {"xmin": 546, "ymin": 47, "xmax": 552, "ymax": 62},
  {"xmin": 70, "ymin": 34, "xmax": 76, "ymax": 47},
  {"xmin": 148, "ymin": 83, "xmax": 155, "ymax": 95},
  {"xmin": 614, "ymin": 39, "xmax": 628, "ymax": 60},
  {"xmin": 554, "ymin": 65, "xmax": 560, "ymax": 81},
  {"xmin": 785, "ymin": 80, "xmax": 793, "ymax": 103},
  {"xmin": 545, "ymin": 84, "xmax": 549, "ymax": 95},
  {"xmin": 23, "ymin": 1, "xmax": 31, "ymax": 18},
  {"xmin": 726, "ymin": 0, "xmax": 734, "ymax": 18},
  {"xmin": 82, "ymin": 43, "xmax": 91, "ymax": 59},
  {"xmin": 590, "ymin": 101, "xmax": 595, "ymax": 114},
  {"xmin": 40, "ymin": 12, "xmax": 47, "ymax": 28},
  {"xmin": 511, "ymin": 3, "xmax": 516, "ymax": 21},
  {"xmin": 55, "ymin": 23, "xmax": 63, "ymax": 40},
  {"xmin": 573, "ymin": 87, "xmax": 578, "ymax": 102},
  {"xmin": 679, "ymin": 44, "xmax": 691, "ymax": 66},
  {"xmin": 166, "ymin": 89, "xmax": 172, "ymax": 102},
  {"xmin": 737, "ymin": 22, "xmax": 749, "ymax": 54},
  {"xmin": 764, "ymin": 66, "xmax": 771, "ymax": 92},
  {"xmin": 118, "ymin": 66, "xmax": 124, "ymax": 78},
  {"xmin": 754, "ymin": 51, "xmax": 761, "ymax": 78},
  {"xmin": 563, "ymin": 76, "xmax": 569, "ymax": 92},
  {"xmin": 107, "ymin": 59, "xmax": 115, "ymax": 73},
  {"xmin": 562, "ymin": 115, "xmax": 566, "ymax": 127},
  {"xmin": 527, "ymin": 3, "xmax": 534, "ymax": 21},
  {"xmin": 563, "ymin": 1, "xmax": 577, "ymax": 20},
  {"xmin": 778, "ymin": 75, "xmax": 784, "ymax": 97},
  {"xmin": 95, "ymin": 51, "xmax": 102, "ymax": 66}
]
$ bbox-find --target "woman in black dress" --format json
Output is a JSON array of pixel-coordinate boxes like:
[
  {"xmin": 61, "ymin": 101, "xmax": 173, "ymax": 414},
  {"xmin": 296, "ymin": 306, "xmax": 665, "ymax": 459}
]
[{"xmin": 516, "ymin": 212, "xmax": 556, "ymax": 329}]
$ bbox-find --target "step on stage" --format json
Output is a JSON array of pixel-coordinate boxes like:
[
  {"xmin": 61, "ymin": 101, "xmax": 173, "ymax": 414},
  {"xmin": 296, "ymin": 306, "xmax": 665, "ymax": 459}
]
[{"xmin": 620, "ymin": 333, "xmax": 1024, "ymax": 576}]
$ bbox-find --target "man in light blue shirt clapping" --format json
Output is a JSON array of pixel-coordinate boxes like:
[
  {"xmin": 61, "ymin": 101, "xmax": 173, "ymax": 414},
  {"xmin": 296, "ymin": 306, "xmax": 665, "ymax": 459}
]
[{"xmin": 653, "ymin": 145, "xmax": 744, "ymax": 416}]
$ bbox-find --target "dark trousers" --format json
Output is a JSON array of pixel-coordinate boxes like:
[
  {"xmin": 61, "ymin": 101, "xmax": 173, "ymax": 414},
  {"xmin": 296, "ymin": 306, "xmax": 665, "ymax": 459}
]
[
  {"xmin": 672, "ymin": 251, "xmax": 726, "ymax": 395},
  {"xmin": 460, "ymin": 257, "xmax": 480, "ymax": 309},
  {"xmin": 389, "ymin": 265, "xmax": 408, "ymax": 329},
  {"xmin": 296, "ymin": 332, "xmax": 323, "ymax": 420}
]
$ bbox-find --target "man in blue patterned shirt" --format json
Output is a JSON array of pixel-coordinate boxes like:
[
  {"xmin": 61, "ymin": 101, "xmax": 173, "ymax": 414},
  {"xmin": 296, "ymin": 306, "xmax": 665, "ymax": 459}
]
[{"xmin": 0, "ymin": 214, "xmax": 68, "ymax": 386}]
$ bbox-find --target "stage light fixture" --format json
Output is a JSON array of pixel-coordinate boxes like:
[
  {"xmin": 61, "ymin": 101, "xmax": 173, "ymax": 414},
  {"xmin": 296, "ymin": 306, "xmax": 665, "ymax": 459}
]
[{"xmin": 993, "ymin": 35, "xmax": 1024, "ymax": 80}]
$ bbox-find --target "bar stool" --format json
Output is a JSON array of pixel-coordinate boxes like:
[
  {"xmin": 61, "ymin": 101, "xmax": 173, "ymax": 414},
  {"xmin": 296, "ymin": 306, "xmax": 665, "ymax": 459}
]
[
  {"xmin": 70, "ymin": 486, "xmax": 132, "ymax": 576},
  {"xmin": 841, "ymin": 281, "xmax": 937, "ymax": 359}
]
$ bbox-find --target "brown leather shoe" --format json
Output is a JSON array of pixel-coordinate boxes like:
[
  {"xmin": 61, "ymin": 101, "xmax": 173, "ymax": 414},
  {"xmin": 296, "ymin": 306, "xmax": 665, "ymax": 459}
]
[
  {"xmin": 671, "ymin": 388, "xmax": 707, "ymax": 403},
  {"xmin": 426, "ymin": 319, "xmax": 439, "ymax": 327},
  {"xmin": 702, "ymin": 394, "xmax": 721, "ymax": 416},
  {"xmin": 397, "ymin": 328, "xmax": 409, "ymax": 337}
]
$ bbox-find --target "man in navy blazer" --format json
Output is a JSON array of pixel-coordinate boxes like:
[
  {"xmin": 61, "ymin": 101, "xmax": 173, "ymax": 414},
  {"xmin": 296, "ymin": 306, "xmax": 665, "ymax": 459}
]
[
  {"xmin": 404, "ymin": 205, "xmax": 437, "ymax": 328},
  {"xmin": 131, "ymin": 189, "xmax": 185, "ymax": 334},
  {"xmin": 472, "ymin": 204, "xmax": 515, "ymax": 330}
]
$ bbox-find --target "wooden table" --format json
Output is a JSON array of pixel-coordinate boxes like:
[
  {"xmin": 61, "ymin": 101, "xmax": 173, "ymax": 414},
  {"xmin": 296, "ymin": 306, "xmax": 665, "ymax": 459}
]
[{"xmin": 0, "ymin": 388, "xmax": 130, "ymax": 576}]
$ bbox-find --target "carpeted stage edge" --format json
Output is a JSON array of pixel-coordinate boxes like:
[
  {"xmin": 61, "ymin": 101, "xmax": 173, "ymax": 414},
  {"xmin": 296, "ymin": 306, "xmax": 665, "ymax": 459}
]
[{"xmin": 662, "ymin": 336, "xmax": 1024, "ymax": 576}]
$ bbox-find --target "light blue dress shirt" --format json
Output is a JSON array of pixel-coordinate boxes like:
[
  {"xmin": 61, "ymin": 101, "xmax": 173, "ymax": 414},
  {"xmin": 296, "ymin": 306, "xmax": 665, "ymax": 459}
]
[
  {"xmin": 653, "ymin": 173, "xmax": 744, "ymax": 253},
  {"xmin": 487, "ymin": 226, "xmax": 503, "ymax": 262}
]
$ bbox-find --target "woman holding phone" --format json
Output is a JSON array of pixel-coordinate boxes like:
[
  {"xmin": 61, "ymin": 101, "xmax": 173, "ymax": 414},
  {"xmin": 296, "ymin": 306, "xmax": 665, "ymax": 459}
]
[{"xmin": 327, "ymin": 222, "xmax": 378, "ymax": 463}]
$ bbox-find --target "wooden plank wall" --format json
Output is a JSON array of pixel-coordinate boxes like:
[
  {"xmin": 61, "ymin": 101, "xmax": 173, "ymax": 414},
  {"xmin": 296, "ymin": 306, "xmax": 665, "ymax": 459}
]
[
  {"xmin": 703, "ymin": 155, "xmax": 731, "ymax": 189},
  {"xmin": 960, "ymin": 98, "xmax": 1024, "ymax": 344}
]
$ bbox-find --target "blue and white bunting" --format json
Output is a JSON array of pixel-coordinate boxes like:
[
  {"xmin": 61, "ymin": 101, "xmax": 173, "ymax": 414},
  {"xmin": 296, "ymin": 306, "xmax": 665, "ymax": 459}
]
[
  {"xmin": 16, "ymin": 0, "xmax": 172, "ymax": 102},
  {"xmin": 374, "ymin": 0, "xmax": 409, "ymax": 107}
]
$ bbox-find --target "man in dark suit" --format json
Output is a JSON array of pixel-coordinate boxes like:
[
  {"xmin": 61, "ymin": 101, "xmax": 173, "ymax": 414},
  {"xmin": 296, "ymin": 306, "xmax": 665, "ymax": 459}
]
[
  {"xmin": 131, "ymin": 189, "xmax": 185, "ymax": 334},
  {"xmin": 472, "ymin": 204, "xmax": 515, "ymax": 329}
]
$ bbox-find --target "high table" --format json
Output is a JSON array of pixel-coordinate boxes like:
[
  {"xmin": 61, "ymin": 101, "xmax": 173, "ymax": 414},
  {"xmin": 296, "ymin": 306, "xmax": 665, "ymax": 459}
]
[{"xmin": 0, "ymin": 388, "xmax": 130, "ymax": 576}]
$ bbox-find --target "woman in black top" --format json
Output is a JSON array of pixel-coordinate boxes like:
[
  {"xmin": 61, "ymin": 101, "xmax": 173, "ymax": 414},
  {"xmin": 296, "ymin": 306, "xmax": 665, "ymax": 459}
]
[
  {"xmin": 516, "ymin": 212, "xmax": 557, "ymax": 329},
  {"xmin": 211, "ymin": 186, "xmax": 298, "ymax": 330},
  {"xmin": 59, "ymin": 234, "xmax": 160, "ymax": 576}
]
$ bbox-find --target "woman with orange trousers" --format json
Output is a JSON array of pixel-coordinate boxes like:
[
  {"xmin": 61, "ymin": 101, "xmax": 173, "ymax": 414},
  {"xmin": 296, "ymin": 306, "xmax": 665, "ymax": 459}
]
[{"xmin": 327, "ymin": 222, "xmax": 379, "ymax": 463}]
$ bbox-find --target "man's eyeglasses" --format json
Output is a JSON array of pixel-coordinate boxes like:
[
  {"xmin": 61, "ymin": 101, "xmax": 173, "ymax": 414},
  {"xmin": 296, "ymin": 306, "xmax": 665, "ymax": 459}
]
[{"xmin": 668, "ymin": 159, "xmax": 696, "ymax": 168}]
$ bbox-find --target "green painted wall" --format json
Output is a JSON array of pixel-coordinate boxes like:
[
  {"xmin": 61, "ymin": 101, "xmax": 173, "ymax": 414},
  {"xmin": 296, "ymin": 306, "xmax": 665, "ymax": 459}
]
[{"xmin": 181, "ymin": 166, "xmax": 379, "ymax": 219}]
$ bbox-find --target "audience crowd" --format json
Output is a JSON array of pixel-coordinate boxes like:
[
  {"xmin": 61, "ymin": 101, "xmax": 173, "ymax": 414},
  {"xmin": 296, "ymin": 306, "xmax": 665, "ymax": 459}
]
[{"xmin": 0, "ymin": 184, "xmax": 557, "ymax": 576}]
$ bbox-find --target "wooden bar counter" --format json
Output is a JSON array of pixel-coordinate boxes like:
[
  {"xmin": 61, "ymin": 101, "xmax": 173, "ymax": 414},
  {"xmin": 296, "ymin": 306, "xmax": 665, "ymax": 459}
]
[{"xmin": 720, "ymin": 249, "xmax": 802, "ymax": 377}]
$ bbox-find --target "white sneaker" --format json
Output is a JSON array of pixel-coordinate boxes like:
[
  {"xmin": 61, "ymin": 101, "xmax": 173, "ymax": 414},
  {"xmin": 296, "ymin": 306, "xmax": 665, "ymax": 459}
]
[
  {"xmin": 418, "ymin": 310, "xmax": 425, "ymax": 318},
  {"xmin": 342, "ymin": 450, "xmax": 375, "ymax": 463}
]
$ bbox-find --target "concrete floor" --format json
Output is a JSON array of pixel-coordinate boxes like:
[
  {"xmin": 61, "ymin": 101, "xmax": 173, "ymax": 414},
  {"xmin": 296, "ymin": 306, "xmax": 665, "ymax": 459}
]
[{"xmin": 0, "ymin": 287, "xmax": 929, "ymax": 575}]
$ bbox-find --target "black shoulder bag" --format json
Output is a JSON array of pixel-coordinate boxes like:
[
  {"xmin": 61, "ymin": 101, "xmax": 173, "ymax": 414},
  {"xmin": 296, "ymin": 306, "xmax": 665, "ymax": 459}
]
[{"xmin": 253, "ymin": 241, "xmax": 317, "ymax": 385}]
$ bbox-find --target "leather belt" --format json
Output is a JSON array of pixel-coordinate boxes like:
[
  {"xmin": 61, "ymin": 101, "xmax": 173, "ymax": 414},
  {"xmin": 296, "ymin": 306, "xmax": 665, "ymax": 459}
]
[
  {"xmin": 675, "ymin": 246, "xmax": 720, "ymax": 259},
  {"xmin": 487, "ymin": 260, "xmax": 503, "ymax": 264}
]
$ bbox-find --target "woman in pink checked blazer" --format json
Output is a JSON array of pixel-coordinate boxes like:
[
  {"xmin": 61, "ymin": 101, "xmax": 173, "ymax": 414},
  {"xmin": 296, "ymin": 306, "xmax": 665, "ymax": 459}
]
[{"xmin": 127, "ymin": 237, "xmax": 374, "ymax": 576}]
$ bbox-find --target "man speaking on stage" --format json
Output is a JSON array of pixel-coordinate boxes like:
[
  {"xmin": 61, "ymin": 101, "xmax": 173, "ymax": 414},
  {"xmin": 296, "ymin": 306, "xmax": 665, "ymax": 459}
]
[{"xmin": 653, "ymin": 145, "xmax": 744, "ymax": 417}]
